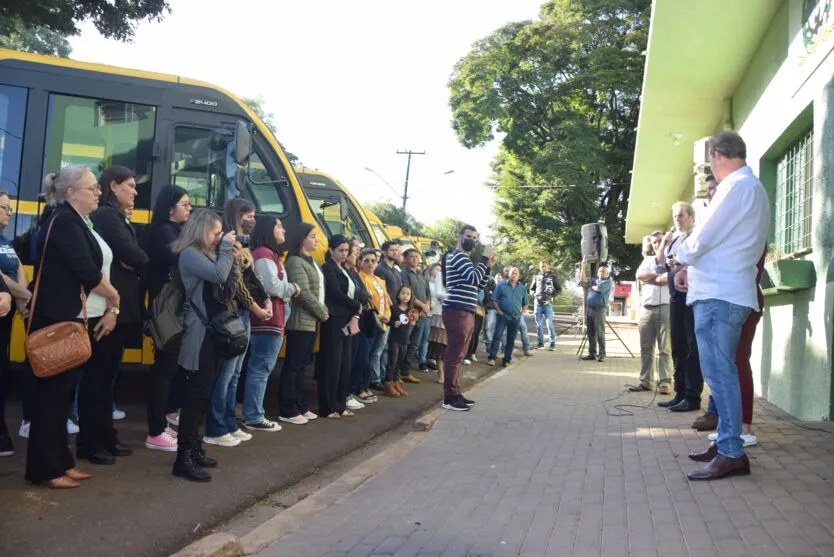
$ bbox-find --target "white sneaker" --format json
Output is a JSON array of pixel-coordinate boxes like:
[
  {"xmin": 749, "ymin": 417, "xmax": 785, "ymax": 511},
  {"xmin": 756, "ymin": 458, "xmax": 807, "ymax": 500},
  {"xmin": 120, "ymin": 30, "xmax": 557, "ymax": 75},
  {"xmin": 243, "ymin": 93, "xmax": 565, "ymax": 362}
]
[
  {"xmin": 463, "ymin": 359, "xmax": 472, "ymax": 365},
  {"xmin": 346, "ymin": 397, "xmax": 364, "ymax": 411},
  {"xmin": 706, "ymin": 432, "xmax": 758, "ymax": 447},
  {"xmin": 203, "ymin": 434, "xmax": 241, "ymax": 447},
  {"xmin": 302, "ymin": 411, "xmax": 318, "ymax": 421},
  {"xmin": 67, "ymin": 419, "xmax": 79, "ymax": 434},
  {"xmin": 166, "ymin": 412, "xmax": 180, "ymax": 427},
  {"xmin": 18, "ymin": 420, "xmax": 30, "ymax": 439},
  {"xmin": 112, "ymin": 409, "xmax": 126, "ymax": 420},
  {"xmin": 471, "ymin": 354, "xmax": 478, "ymax": 362},
  {"xmin": 279, "ymin": 415, "xmax": 309, "ymax": 425},
  {"xmin": 230, "ymin": 429, "xmax": 253, "ymax": 441}
]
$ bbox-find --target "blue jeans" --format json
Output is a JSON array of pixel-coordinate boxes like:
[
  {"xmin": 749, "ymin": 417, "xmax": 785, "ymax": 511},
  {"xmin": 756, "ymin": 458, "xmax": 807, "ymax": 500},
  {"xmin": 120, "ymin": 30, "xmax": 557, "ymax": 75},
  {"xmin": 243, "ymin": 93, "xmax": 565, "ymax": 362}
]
[
  {"xmin": 483, "ymin": 309, "xmax": 496, "ymax": 345},
  {"xmin": 205, "ymin": 308, "xmax": 251, "ymax": 437},
  {"xmin": 518, "ymin": 315, "xmax": 531, "ymax": 352},
  {"xmin": 351, "ymin": 329, "xmax": 373, "ymax": 394},
  {"xmin": 488, "ymin": 314, "xmax": 519, "ymax": 364},
  {"xmin": 418, "ymin": 315, "xmax": 431, "ymax": 364},
  {"xmin": 370, "ymin": 328, "xmax": 389, "ymax": 384},
  {"xmin": 693, "ymin": 299, "xmax": 750, "ymax": 459},
  {"xmin": 243, "ymin": 333, "xmax": 284, "ymax": 424},
  {"xmin": 405, "ymin": 315, "xmax": 429, "ymax": 368},
  {"xmin": 534, "ymin": 303, "xmax": 556, "ymax": 346}
]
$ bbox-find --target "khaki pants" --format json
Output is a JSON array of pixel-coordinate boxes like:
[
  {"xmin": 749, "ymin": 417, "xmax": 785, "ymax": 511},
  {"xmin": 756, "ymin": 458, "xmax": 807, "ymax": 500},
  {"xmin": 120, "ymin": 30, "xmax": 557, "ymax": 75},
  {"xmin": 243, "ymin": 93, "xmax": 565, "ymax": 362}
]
[{"xmin": 639, "ymin": 304, "xmax": 671, "ymax": 387}]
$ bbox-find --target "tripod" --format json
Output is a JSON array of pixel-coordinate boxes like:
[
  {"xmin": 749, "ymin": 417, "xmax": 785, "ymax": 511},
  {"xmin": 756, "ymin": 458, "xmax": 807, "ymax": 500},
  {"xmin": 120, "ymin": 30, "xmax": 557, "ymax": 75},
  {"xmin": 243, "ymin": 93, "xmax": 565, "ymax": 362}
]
[{"xmin": 574, "ymin": 259, "xmax": 635, "ymax": 359}]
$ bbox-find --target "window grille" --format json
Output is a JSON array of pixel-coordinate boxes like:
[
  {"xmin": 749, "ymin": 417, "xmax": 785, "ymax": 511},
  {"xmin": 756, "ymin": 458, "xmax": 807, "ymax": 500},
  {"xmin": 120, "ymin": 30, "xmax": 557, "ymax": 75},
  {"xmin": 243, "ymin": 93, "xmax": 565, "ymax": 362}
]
[{"xmin": 775, "ymin": 130, "xmax": 814, "ymax": 255}]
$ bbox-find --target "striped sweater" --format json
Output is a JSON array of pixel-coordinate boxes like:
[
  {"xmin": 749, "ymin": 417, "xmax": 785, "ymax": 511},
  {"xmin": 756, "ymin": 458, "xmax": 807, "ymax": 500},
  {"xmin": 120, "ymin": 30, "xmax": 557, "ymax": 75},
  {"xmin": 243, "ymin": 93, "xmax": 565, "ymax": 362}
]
[{"xmin": 442, "ymin": 249, "xmax": 491, "ymax": 312}]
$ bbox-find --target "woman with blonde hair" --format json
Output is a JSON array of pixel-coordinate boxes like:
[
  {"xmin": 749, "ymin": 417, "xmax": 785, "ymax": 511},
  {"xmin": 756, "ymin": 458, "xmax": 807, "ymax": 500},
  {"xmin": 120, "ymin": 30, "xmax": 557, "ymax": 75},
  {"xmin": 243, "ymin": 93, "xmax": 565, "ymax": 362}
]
[
  {"xmin": 26, "ymin": 166, "xmax": 120, "ymax": 489},
  {"xmin": 170, "ymin": 209, "xmax": 237, "ymax": 482}
]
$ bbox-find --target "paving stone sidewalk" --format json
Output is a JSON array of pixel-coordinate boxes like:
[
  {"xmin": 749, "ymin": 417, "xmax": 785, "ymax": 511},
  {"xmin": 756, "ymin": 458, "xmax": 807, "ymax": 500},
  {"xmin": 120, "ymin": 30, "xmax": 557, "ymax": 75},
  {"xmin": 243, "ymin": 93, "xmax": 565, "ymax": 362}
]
[{"xmin": 257, "ymin": 332, "xmax": 834, "ymax": 557}]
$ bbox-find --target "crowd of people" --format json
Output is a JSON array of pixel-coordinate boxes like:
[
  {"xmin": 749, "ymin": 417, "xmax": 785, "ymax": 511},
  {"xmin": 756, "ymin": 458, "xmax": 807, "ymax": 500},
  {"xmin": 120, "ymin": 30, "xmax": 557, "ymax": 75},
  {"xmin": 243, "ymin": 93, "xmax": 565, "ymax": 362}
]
[
  {"xmin": 630, "ymin": 131, "xmax": 768, "ymax": 481},
  {"xmin": 0, "ymin": 166, "xmax": 539, "ymax": 487}
]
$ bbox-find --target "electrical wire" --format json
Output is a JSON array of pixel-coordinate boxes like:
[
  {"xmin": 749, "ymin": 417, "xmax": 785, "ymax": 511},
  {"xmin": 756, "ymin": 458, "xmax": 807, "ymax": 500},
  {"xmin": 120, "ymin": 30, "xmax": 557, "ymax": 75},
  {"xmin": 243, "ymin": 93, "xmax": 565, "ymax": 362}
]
[{"xmin": 602, "ymin": 383, "xmax": 661, "ymax": 417}]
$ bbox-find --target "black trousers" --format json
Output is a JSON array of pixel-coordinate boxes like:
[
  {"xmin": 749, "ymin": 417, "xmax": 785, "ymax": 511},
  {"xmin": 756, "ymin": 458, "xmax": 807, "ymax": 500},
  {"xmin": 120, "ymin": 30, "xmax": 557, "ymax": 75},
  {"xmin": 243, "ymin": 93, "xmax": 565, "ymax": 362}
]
[
  {"xmin": 26, "ymin": 367, "xmax": 81, "ymax": 484},
  {"xmin": 316, "ymin": 320, "xmax": 353, "ymax": 416},
  {"xmin": 0, "ymin": 313, "xmax": 12, "ymax": 437},
  {"xmin": 76, "ymin": 320, "xmax": 127, "ymax": 456},
  {"xmin": 386, "ymin": 342, "xmax": 407, "ymax": 382},
  {"xmin": 467, "ymin": 313, "xmax": 484, "ymax": 359},
  {"xmin": 670, "ymin": 296, "xmax": 688, "ymax": 397},
  {"xmin": 682, "ymin": 300, "xmax": 703, "ymax": 403},
  {"xmin": 279, "ymin": 330, "xmax": 315, "ymax": 418},
  {"xmin": 147, "ymin": 346, "xmax": 179, "ymax": 437},
  {"xmin": 177, "ymin": 336, "xmax": 223, "ymax": 455}
]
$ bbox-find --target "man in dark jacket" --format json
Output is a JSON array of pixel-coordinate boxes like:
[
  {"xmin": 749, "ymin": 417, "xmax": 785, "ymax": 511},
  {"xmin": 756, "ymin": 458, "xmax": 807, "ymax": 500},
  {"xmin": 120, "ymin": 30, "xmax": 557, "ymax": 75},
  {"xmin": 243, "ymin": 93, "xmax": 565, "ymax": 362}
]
[
  {"xmin": 529, "ymin": 260, "xmax": 561, "ymax": 351},
  {"xmin": 373, "ymin": 241, "xmax": 402, "ymax": 387},
  {"xmin": 400, "ymin": 248, "xmax": 431, "ymax": 378}
]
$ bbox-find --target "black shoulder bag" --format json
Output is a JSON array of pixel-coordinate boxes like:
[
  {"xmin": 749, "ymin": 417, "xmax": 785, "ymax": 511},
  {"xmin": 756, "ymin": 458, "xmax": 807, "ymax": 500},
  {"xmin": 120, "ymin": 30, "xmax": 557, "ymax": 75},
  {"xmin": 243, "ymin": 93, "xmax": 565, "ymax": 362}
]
[{"xmin": 187, "ymin": 283, "xmax": 248, "ymax": 359}]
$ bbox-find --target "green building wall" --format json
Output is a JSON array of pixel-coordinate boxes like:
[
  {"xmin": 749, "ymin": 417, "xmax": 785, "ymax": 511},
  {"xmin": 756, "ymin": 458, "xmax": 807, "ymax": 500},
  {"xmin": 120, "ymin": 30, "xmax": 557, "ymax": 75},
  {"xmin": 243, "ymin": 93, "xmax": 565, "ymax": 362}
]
[{"xmin": 725, "ymin": 0, "xmax": 834, "ymax": 420}]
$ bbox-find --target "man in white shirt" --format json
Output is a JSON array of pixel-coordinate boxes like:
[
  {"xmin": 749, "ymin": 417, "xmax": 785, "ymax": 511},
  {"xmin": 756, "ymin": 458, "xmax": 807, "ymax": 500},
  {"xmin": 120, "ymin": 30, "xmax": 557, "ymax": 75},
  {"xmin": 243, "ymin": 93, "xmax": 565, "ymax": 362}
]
[
  {"xmin": 674, "ymin": 131, "xmax": 769, "ymax": 481},
  {"xmin": 631, "ymin": 232, "xmax": 671, "ymax": 393}
]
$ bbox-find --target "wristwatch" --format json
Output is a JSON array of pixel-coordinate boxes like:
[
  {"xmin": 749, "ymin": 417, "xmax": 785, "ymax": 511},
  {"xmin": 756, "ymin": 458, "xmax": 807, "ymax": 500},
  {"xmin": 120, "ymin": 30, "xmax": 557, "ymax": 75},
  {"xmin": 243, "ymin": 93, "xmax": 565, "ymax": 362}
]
[{"xmin": 108, "ymin": 307, "xmax": 120, "ymax": 316}]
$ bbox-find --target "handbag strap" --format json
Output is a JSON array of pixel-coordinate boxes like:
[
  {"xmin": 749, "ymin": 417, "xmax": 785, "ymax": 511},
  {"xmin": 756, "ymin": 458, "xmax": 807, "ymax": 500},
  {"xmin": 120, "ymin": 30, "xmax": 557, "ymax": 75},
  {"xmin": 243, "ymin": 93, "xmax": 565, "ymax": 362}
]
[{"xmin": 27, "ymin": 213, "xmax": 88, "ymax": 336}]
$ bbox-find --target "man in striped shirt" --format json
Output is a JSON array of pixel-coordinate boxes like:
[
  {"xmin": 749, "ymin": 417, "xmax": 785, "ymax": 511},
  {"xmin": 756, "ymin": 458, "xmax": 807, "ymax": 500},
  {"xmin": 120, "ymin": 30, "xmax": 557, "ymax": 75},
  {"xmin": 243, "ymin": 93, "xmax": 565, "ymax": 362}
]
[{"xmin": 441, "ymin": 224, "xmax": 494, "ymax": 411}]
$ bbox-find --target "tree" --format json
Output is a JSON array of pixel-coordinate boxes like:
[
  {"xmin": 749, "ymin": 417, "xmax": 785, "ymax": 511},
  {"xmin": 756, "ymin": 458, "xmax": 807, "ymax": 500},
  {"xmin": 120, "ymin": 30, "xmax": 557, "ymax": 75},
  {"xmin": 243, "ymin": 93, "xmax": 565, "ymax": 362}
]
[
  {"xmin": 0, "ymin": 0, "xmax": 169, "ymax": 41},
  {"xmin": 423, "ymin": 217, "xmax": 467, "ymax": 252},
  {"xmin": 240, "ymin": 96, "xmax": 299, "ymax": 166},
  {"xmin": 448, "ymin": 0, "xmax": 649, "ymax": 279},
  {"xmin": 364, "ymin": 201, "xmax": 424, "ymax": 236},
  {"xmin": 0, "ymin": 16, "xmax": 71, "ymax": 57}
]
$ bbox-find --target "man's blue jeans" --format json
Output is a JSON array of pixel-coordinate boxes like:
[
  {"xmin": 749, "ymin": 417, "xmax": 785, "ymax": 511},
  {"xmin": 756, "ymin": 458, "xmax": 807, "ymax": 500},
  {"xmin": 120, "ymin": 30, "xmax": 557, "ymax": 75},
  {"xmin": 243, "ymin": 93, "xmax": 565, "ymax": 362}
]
[
  {"xmin": 534, "ymin": 303, "xmax": 556, "ymax": 346},
  {"xmin": 206, "ymin": 308, "xmax": 251, "ymax": 437},
  {"xmin": 483, "ymin": 309, "xmax": 497, "ymax": 345},
  {"xmin": 418, "ymin": 315, "xmax": 431, "ymax": 364},
  {"xmin": 518, "ymin": 314, "xmax": 531, "ymax": 352},
  {"xmin": 693, "ymin": 299, "xmax": 750, "ymax": 459},
  {"xmin": 243, "ymin": 333, "xmax": 284, "ymax": 424},
  {"xmin": 488, "ymin": 314, "xmax": 519, "ymax": 364},
  {"xmin": 370, "ymin": 328, "xmax": 389, "ymax": 384}
]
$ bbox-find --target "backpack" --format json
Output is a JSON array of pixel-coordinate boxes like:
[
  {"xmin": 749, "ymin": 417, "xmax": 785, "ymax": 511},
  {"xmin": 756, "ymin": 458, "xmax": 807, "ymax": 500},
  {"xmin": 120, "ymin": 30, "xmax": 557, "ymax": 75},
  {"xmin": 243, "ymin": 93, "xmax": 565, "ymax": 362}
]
[{"xmin": 146, "ymin": 269, "xmax": 193, "ymax": 352}]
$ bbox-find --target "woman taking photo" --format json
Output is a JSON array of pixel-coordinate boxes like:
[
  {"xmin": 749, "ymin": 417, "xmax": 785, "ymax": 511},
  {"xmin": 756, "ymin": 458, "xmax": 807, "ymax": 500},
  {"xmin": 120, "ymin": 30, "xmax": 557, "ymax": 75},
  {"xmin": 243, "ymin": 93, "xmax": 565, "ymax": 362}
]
[
  {"xmin": 26, "ymin": 166, "xmax": 120, "ymax": 489},
  {"xmin": 280, "ymin": 223, "xmax": 328, "ymax": 425},
  {"xmin": 171, "ymin": 209, "xmax": 236, "ymax": 482},
  {"xmin": 317, "ymin": 234, "xmax": 362, "ymax": 418},
  {"xmin": 242, "ymin": 216, "xmax": 299, "ymax": 432},
  {"xmin": 354, "ymin": 248, "xmax": 389, "ymax": 404},
  {"xmin": 0, "ymin": 190, "xmax": 31, "ymax": 457},
  {"xmin": 77, "ymin": 166, "xmax": 148, "ymax": 463},
  {"xmin": 144, "ymin": 185, "xmax": 190, "ymax": 452},
  {"xmin": 204, "ymin": 199, "xmax": 270, "ymax": 447}
]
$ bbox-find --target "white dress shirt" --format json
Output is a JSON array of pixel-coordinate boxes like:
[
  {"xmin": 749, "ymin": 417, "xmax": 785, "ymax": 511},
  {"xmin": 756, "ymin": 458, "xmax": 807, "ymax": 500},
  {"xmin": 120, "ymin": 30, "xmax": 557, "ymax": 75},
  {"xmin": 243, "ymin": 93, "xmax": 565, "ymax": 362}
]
[
  {"xmin": 676, "ymin": 166, "xmax": 769, "ymax": 311},
  {"xmin": 637, "ymin": 256, "xmax": 669, "ymax": 307}
]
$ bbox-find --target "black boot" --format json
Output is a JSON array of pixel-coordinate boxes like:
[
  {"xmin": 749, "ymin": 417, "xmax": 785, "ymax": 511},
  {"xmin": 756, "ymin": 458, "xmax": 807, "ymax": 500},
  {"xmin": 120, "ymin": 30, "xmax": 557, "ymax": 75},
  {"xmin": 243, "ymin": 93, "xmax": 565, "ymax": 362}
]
[
  {"xmin": 172, "ymin": 450, "xmax": 211, "ymax": 482},
  {"xmin": 192, "ymin": 445, "xmax": 218, "ymax": 468}
]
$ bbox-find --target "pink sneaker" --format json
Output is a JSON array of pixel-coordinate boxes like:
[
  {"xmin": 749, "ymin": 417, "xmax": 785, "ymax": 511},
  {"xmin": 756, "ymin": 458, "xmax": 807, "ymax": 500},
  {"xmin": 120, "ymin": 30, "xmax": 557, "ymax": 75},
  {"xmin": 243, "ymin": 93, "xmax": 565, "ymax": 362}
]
[
  {"xmin": 145, "ymin": 431, "xmax": 178, "ymax": 452},
  {"xmin": 165, "ymin": 426, "xmax": 178, "ymax": 438}
]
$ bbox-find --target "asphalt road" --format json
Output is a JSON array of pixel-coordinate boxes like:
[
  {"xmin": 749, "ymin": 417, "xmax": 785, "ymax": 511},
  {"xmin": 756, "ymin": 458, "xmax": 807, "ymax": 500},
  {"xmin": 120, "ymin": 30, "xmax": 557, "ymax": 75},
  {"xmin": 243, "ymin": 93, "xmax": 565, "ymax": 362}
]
[{"xmin": 0, "ymin": 354, "xmax": 501, "ymax": 557}]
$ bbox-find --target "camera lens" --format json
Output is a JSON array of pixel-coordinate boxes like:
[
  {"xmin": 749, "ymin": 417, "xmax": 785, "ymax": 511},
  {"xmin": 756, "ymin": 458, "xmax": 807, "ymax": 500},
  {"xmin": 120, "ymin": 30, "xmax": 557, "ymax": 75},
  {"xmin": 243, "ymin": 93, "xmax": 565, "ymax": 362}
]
[{"xmin": 238, "ymin": 234, "xmax": 250, "ymax": 247}]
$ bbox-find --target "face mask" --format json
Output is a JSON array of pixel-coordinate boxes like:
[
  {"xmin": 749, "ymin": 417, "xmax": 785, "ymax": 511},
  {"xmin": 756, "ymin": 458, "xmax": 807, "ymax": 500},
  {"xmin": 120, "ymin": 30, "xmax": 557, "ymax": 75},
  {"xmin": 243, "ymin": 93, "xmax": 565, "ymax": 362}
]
[{"xmin": 461, "ymin": 238, "xmax": 475, "ymax": 252}]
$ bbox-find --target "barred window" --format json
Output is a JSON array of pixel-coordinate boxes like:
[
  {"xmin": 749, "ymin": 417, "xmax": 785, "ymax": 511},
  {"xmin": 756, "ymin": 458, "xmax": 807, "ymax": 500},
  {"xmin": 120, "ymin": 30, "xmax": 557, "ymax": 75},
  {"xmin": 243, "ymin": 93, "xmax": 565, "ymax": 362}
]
[{"xmin": 775, "ymin": 130, "xmax": 814, "ymax": 255}]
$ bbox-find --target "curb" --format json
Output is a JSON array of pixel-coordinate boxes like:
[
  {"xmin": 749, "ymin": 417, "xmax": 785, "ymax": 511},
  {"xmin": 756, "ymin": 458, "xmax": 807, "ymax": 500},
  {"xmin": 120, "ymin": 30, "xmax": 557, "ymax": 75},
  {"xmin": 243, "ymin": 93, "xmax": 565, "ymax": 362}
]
[{"xmin": 168, "ymin": 357, "xmax": 528, "ymax": 557}]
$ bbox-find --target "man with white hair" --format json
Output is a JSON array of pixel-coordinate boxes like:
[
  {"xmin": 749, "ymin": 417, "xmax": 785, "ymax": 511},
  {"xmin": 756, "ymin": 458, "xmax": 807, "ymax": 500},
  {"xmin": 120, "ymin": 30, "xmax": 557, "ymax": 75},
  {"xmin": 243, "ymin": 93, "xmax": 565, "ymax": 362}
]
[{"xmin": 487, "ymin": 267, "xmax": 529, "ymax": 367}]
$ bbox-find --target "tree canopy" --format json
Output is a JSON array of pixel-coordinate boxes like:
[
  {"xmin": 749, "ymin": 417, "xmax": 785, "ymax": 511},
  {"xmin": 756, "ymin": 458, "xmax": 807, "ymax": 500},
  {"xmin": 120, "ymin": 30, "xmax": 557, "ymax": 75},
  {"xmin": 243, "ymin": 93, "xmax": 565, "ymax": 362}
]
[
  {"xmin": 0, "ymin": 0, "xmax": 169, "ymax": 41},
  {"xmin": 364, "ymin": 201, "xmax": 425, "ymax": 236},
  {"xmin": 448, "ymin": 0, "xmax": 649, "ymax": 279},
  {"xmin": 0, "ymin": 16, "xmax": 71, "ymax": 57},
  {"xmin": 241, "ymin": 96, "xmax": 299, "ymax": 166}
]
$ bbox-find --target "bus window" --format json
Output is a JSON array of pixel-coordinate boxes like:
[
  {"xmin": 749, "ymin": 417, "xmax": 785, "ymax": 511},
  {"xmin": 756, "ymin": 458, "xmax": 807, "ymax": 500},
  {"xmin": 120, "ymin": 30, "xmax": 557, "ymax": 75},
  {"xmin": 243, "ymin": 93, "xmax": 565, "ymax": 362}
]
[
  {"xmin": 171, "ymin": 125, "xmax": 232, "ymax": 208},
  {"xmin": 371, "ymin": 224, "xmax": 388, "ymax": 247},
  {"xmin": 233, "ymin": 151, "xmax": 287, "ymax": 215},
  {"xmin": 0, "ymin": 85, "xmax": 26, "ymax": 197},
  {"xmin": 43, "ymin": 94, "xmax": 156, "ymax": 211}
]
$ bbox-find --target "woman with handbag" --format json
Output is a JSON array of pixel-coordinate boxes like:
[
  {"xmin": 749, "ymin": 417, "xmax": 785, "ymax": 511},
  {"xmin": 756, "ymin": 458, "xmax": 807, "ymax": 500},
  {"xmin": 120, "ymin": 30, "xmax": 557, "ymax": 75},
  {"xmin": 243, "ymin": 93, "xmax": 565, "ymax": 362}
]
[
  {"xmin": 204, "ymin": 199, "xmax": 271, "ymax": 447},
  {"xmin": 317, "ymin": 235, "xmax": 362, "ymax": 418},
  {"xmin": 144, "ymin": 185, "xmax": 191, "ymax": 452},
  {"xmin": 72, "ymin": 166, "xmax": 148, "ymax": 464},
  {"xmin": 171, "ymin": 209, "xmax": 236, "ymax": 482},
  {"xmin": 241, "ymin": 216, "xmax": 299, "ymax": 432},
  {"xmin": 354, "ymin": 248, "xmax": 390, "ymax": 404},
  {"xmin": 25, "ymin": 166, "xmax": 120, "ymax": 489},
  {"xmin": 280, "ymin": 223, "xmax": 328, "ymax": 425}
]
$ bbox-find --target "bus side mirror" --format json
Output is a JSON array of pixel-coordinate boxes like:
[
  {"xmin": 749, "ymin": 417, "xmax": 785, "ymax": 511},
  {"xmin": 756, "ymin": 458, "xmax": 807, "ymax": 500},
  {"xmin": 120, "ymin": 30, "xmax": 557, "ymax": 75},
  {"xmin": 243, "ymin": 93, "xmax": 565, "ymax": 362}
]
[
  {"xmin": 234, "ymin": 120, "xmax": 252, "ymax": 166},
  {"xmin": 340, "ymin": 201, "xmax": 349, "ymax": 222}
]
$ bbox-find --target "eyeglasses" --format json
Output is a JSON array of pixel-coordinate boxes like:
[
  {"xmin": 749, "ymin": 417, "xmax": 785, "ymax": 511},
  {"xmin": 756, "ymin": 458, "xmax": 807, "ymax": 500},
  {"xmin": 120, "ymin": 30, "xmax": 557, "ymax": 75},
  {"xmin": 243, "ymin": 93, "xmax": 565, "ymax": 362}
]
[
  {"xmin": 360, "ymin": 258, "xmax": 374, "ymax": 264},
  {"xmin": 76, "ymin": 186, "xmax": 102, "ymax": 194},
  {"xmin": 176, "ymin": 201, "xmax": 192, "ymax": 208}
]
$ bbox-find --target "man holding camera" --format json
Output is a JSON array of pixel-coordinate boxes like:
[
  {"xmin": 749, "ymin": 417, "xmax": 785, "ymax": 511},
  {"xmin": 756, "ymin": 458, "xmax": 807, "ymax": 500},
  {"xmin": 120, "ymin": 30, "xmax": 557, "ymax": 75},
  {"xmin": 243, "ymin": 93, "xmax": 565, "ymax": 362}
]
[{"xmin": 580, "ymin": 257, "xmax": 611, "ymax": 362}]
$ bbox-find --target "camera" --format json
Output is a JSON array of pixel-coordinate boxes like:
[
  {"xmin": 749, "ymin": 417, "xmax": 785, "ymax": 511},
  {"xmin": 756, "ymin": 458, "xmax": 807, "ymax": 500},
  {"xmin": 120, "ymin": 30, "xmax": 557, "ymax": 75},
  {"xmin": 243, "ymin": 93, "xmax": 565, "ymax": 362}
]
[{"xmin": 237, "ymin": 234, "xmax": 250, "ymax": 247}]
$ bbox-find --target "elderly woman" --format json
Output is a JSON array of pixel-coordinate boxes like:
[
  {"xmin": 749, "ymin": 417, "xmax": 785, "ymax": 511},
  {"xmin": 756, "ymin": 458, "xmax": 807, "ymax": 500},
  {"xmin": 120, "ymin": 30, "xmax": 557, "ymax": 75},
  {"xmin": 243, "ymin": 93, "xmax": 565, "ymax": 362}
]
[
  {"xmin": 26, "ymin": 166, "xmax": 120, "ymax": 488},
  {"xmin": 353, "ymin": 248, "xmax": 390, "ymax": 403}
]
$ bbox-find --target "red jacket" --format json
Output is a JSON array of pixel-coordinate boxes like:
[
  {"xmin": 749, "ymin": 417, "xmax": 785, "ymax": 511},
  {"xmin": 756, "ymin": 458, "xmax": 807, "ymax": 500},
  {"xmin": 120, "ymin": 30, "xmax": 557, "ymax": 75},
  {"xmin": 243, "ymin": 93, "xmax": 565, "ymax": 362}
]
[{"xmin": 250, "ymin": 246, "xmax": 287, "ymax": 336}]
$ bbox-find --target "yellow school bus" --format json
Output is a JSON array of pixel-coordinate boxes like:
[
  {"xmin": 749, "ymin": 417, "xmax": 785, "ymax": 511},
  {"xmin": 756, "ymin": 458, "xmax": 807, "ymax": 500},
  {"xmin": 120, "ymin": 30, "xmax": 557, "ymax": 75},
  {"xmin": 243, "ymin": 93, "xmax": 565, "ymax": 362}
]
[
  {"xmin": 0, "ymin": 49, "xmax": 328, "ymax": 365},
  {"xmin": 364, "ymin": 209, "xmax": 391, "ymax": 247}
]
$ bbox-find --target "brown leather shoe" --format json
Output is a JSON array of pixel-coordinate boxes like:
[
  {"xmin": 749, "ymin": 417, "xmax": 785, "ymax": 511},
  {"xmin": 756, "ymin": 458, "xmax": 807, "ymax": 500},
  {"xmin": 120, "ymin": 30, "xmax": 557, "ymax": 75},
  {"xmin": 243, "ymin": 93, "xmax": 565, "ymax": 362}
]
[
  {"xmin": 688, "ymin": 443, "xmax": 718, "ymax": 462},
  {"xmin": 64, "ymin": 468, "xmax": 91, "ymax": 481},
  {"xmin": 401, "ymin": 374, "xmax": 421, "ymax": 384},
  {"xmin": 687, "ymin": 454, "xmax": 750, "ymax": 481},
  {"xmin": 691, "ymin": 411, "xmax": 718, "ymax": 431},
  {"xmin": 46, "ymin": 476, "xmax": 81, "ymax": 489},
  {"xmin": 395, "ymin": 380, "xmax": 409, "ymax": 396},
  {"xmin": 383, "ymin": 381, "xmax": 401, "ymax": 397}
]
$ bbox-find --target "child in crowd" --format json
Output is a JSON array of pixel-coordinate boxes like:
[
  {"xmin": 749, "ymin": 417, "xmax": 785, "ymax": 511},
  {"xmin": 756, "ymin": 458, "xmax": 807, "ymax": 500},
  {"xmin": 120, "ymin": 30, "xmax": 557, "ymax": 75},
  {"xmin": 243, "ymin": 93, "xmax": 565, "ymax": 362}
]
[{"xmin": 385, "ymin": 285, "xmax": 413, "ymax": 397}]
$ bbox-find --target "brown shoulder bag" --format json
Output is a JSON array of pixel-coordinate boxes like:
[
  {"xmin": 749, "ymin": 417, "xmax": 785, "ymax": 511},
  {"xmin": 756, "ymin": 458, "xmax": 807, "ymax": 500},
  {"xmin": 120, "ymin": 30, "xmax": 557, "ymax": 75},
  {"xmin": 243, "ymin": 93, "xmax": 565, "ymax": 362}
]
[{"xmin": 25, "ymin": 214, "xmax": 92, "ymax": 378}]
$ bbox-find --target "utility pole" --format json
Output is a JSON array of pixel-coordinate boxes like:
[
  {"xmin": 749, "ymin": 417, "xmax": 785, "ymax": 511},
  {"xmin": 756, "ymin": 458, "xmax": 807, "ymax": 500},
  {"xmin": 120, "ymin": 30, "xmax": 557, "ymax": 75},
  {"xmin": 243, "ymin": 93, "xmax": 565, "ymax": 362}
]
[{"xmin": 396, "ymin": 149, "xmax": 425, "ymax": 218}]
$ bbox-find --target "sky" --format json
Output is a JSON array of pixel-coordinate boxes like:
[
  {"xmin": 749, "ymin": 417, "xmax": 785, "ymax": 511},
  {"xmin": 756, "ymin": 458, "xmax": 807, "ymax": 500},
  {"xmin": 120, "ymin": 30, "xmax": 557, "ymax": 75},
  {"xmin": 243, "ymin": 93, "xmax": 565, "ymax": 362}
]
[{"xmin": 68, "ymin": 0, "xmax": 546, "ymax": 237}]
